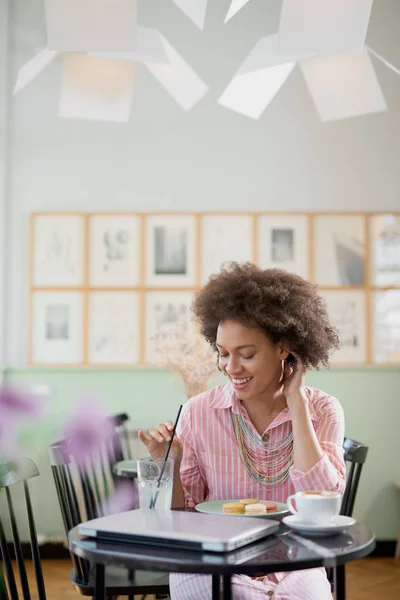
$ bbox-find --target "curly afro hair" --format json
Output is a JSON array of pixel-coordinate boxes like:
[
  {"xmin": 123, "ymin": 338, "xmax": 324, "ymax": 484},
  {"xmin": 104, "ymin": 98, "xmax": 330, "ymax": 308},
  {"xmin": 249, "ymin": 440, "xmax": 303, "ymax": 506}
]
[{"xmin": 192, "ymin": 262, "xmax": 339, "ymax": 369}]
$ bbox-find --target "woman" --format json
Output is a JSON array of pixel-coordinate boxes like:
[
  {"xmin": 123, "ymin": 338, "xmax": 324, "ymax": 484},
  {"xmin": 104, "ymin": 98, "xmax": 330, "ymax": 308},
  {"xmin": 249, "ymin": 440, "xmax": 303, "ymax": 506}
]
[{"xmin": 139, "ymin": 262, "xmax": 345, "ymax": 599}]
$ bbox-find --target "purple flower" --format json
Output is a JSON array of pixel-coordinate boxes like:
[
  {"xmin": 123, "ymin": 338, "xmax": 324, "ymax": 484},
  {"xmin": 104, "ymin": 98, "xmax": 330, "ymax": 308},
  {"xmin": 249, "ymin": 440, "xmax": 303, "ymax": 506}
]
[
  {"xmin": 102, "ymin": 481, "xmax": 138, "ymax": 516},
  {"xmin": 62, "ymin": 395, "xmax": 115, "ymax": 471},
  {"xmin": 0, "ymin": 384, "xmax": 40, "ymax": 419}
]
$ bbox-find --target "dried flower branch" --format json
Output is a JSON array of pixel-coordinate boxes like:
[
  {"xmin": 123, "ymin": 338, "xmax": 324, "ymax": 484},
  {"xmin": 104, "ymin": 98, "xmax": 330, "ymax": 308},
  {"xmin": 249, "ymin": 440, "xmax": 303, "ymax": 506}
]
[{"xmin": 154, "ymin": 324, "xmax": 218, "ymax": 398}]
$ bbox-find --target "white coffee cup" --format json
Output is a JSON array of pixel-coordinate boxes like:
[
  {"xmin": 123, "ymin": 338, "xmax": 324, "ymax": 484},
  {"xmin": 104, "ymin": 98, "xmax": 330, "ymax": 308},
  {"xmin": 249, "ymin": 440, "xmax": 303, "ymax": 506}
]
[{"xmin": 286, "ymin": 491, "xmax": 342, "ymax": 524}]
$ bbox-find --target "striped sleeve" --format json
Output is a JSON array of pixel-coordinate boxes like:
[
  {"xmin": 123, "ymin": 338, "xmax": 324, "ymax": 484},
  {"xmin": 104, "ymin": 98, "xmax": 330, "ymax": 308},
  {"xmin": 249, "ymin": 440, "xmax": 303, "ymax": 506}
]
[
  {"xmin": 177, "ymin": 400, "xmax": 208, "ymax": 509},
  {"xmin": 289, "ymin": 396, "xmax": 346, "ymax": 493}
]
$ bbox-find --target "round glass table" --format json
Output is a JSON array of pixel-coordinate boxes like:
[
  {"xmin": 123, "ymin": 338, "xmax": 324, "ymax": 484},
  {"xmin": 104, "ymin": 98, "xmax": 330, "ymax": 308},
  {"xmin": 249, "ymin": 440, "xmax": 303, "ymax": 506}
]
[{"xmin": 68, "ymin": 519, "xmax": 375, "ymax": 600}]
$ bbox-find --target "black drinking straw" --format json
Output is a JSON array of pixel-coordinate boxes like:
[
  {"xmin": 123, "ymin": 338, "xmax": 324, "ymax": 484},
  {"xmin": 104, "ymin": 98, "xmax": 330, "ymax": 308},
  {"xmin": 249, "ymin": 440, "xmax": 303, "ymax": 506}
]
[{"xmin": 149, "ymin": 404, "xmax": 183, "ymax": 509}]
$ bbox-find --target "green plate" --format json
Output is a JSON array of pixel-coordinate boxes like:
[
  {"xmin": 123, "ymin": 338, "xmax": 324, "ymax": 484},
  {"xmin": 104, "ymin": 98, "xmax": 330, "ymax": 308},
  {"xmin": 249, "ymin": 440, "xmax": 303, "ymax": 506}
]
[{"xmin": 195, "ymin": 499, "xmax": 289, "ymax": 518}]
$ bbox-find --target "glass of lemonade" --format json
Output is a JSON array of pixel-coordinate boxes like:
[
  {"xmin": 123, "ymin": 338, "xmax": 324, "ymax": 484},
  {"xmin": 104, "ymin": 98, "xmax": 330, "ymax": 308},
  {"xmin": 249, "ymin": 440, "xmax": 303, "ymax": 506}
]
[{"xmin": 137, "ymin": 457, "xmax": 174, "ymax": 510}]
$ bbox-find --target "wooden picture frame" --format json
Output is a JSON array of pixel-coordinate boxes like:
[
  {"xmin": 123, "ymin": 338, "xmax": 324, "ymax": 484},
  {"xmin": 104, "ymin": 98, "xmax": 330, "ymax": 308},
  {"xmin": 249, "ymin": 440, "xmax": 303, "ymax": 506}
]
[
  {"xmin": 31, "ymin": 290, "xmax": 83, "ymax": 365},
  {"xmin": 369, "ymin": 214, "xmax": 400, "ymax": 287},
  {"xmin": 318, "ymin": 289, "xmax": 367, "ymax": 365},
  {"xmin": 145, "ymin": 214, "xmax": 197, "ymax": 287},
  {"xmin": 201, "ymin": 214, "xmax": 253, "ymax": 284},
  {"xmin": 372, "ymin": 290, "xmax": 400, "ymax": 364},
  {"xmin": 87, "ymin": 291, "xmax": 140, "ymax": 365},
  {"xmin": 32, "ymin": 214, "xmax": 85, "ymax": 287},
  {"xmin": 257, "ymin": 214, "xmax": 309, "ymax": 278},
  {"xmin": 313, "ymin": 214, "xmax": 366, "ymax": 286},
  {"xmin": 89, "ymin": 214, "xmax": 141, "ymax": 287},
  {"xmin": 144, "ymin": 290, "xmax": 194, "ymax": 364}
]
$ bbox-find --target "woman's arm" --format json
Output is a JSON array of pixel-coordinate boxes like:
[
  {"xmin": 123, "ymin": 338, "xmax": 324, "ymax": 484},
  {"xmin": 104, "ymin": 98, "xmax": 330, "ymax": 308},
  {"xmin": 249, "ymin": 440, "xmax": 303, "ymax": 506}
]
[
  {"xmin": 284, "ymin": 358, "xmax": 324, "ymax": 472},
  {"xmin": 289, "ymin": 394, "xmax": 345, "ymax": 493},
  {"xmin": 283, "ymin": 358, "xmax": 345, "ymax": 492},
  {"xmin": 139, "ymin": 400, "xmax": 207, "ymax": 509},
  {"xmin": 138, "ymin": 419, "xmax": 185, "ymax": 508},
  {"xmin": 290, "ymin": 397, "xmax": 324, "ymax": 473}
]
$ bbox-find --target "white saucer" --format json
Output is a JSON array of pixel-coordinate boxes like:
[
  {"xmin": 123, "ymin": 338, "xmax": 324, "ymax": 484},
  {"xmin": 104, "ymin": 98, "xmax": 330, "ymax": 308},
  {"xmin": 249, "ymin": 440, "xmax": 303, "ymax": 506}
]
[{"xmin": 282, "ymin": 515, "xmax": 356, "ymax": 537}]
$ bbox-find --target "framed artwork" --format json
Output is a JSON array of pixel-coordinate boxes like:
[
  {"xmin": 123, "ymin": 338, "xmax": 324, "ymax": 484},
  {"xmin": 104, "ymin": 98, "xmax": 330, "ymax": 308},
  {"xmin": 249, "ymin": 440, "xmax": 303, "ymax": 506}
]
[
  {"xmin": 370, "ymin": 214, "xmax": 400, "ymax": 287},
  {"xmin": 201, "ymin": 215, "xmax": 253, "ymax": 283},
  {"xmin": 314, "ymin": 215, "xmax": 366, "ymax": 286},
  {"xmin": 145, "ymin": 215, "xmax": 196, "ymax": 287},
  {"xmin": 318, "ymin": 290, "xmax": 367, "ymax": 364},
  {"xmin": 28, "ymin": 210, "xmax": 400, "ymax": 367},
  {"xmin": 372, "ymin": 290, "xmax": 400, "ymax": 364},
  {"xmin": 88, "ymin": 291, "xmax": 140, "ymax": 364},
  {"xmin": 145, "ymin": 291, "xmax": 193, "ymax": 364},
  {"xmin": 89, "ymin": 215, "xmax": 141, "ymax": 286},
  {"xmin": 32, "ymin": 214, "xmax": 84, "ymax": 286},
  {"xmin": 257, "ymin": 215, "xmax": 309, "ymax": 278},
  {"xmin": 31, "ymin": 291, "xmax": 83, "ymax": 364}
]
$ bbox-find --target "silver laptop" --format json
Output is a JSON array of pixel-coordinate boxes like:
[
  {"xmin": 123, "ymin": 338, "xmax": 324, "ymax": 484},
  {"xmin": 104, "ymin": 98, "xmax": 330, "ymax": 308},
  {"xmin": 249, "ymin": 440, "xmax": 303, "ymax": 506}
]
[{"xmin": 79, "ymin": 509, "xmax": 279, "ymax": 552}]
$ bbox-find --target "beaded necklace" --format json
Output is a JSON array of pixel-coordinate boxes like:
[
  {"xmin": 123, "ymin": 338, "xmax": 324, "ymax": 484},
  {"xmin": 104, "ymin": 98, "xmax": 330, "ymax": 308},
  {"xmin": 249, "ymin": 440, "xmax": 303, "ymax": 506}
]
[{"xmin": 231, "ymin": 412, "xmax": 294, "ymax": 486}]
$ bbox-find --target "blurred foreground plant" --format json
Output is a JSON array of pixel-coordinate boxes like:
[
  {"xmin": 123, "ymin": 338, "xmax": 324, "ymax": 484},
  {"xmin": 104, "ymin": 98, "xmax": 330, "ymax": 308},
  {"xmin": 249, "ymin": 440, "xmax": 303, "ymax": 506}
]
[
  {"xmin": 62, "ymin": 395, "xmax": 137, "ymax": 512},
  {"xmin": 0, "ymin": 386, "xmax": 137, "ymax": 517}
]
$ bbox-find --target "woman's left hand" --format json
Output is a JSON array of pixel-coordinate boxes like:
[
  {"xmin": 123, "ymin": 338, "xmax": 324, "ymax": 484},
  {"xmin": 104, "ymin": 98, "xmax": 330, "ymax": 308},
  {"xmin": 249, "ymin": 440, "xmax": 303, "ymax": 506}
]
[{"xmin": 282, "ymin": 355, "xmax": 307, "ymax": 407}]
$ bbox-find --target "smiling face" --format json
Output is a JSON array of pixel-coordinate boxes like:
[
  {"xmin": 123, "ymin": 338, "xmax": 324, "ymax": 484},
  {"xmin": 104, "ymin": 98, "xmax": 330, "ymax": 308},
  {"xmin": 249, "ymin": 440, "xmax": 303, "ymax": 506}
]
[{"xmin": 216, "ymin": 320, "xmax": 289, "ymax": 401}]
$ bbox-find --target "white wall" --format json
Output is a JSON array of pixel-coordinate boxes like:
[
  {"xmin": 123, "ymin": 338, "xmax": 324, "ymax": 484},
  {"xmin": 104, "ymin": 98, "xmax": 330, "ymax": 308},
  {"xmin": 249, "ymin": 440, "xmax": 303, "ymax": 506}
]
[
  {"xmin": 0, "ymin": 0, "xmax": 10, "ymax": 374},
  {"xmin": 7, "ymin": 0, "xmax": 400, "ymax": 365}
]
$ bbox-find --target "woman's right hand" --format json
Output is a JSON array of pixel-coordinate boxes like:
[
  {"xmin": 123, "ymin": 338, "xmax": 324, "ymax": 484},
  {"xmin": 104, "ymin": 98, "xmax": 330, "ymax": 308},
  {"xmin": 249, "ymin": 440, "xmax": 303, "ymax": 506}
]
[{"xmin": 138, "ymin": 421, "xmax": 183, "ymax": 463}]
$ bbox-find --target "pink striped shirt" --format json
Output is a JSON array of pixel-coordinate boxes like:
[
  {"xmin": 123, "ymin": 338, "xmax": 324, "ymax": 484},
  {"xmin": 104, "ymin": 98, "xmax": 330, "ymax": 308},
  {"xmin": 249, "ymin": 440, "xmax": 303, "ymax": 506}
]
[{"xmin": 170, "ymin": 382, "xmax": 345, "ymax": 599}]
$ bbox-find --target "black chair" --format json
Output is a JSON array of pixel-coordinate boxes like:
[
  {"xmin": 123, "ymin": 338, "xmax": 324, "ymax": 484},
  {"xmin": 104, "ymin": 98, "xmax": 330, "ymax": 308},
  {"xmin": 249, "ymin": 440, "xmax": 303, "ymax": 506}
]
[
  {"xmin": 48, "ymin": 438, "xmax": 169, "ymax": 599},
  {"xmin": 332, "ymin": 437, "xmax": 369, "ymax": 600},
  {"xmin": 108, "ymin": 414, "xmax": 140, "ymax": 486},
  {"xmin": 0, "ymin": 458, "xmax": 47, "ymax": 600},
  {"xmin": 108, "ymin": 413, "xmax": 133, "ymax": 461}
]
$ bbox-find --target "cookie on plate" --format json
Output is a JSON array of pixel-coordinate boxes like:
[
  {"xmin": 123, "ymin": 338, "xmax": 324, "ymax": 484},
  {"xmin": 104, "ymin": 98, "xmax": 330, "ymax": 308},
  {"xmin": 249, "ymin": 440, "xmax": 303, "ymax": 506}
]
[
  {"xmin": 261, "ymin": 501, "xmax": 278, "ymax": 512},
  {"xmin": 222, "ymin": 502, "xmax": 245, "ymax": 514},
  {"xmin": 244, "ymin": 503, "xmax": 267, "ymax": 515},
  {"xmin": 240, "ymin": 498, "xmax": 259, "ymax": 505}
]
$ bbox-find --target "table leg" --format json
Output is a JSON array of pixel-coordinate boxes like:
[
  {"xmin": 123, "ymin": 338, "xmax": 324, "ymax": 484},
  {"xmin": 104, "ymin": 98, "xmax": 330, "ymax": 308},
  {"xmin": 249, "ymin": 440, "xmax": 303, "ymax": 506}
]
[
  {"xmin": 333, "ymin": 565, "xmax": 345, "ymax": 600},
  {"xmin": 94, "ymin": 563, "xmax": 106, "ymax": 600},
  {"xmin": 212, "ymin": 575, "xmax": 220, "ymax": 600},
  {"xmin": 222, "ymin": 575, "xmax": 232, "ymax": 600}
]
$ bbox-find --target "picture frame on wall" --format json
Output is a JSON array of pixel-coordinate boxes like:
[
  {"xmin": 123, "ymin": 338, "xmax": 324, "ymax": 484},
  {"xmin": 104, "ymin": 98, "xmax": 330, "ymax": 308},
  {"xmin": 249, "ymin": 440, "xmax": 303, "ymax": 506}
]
[
  {"xmin": 145, "ymin": 291, "xmax": 193, "ymax": 364},
  {"xmin": 32, "ymin": 214, "xmax": 84, "ymax": 287},
  {"xmin": 318, "ymin": 289, "xmax": 367, "ymax": 364},
  {"xmin": 313, "ymin": 215, "xmax": 366, "ymax": 286},
  {"xmin": 369, "ymin": 214, "xmax": 400, "ymax": 287},
  {"xmin": 145, "ymin": 215, "xmax": 197, "ymax": 287},
  {"xmin": 201, "ymin": 215, "xmax": 253, "ymax": 283},
  {"xmin": 31, "ymin": 291, "xmax": 83, "ymax": 364},
  {"xmin": 257, "ymin": 215, "xmax": 309, "ymax": 279},
  {"xmin": 89, "ymin": 214, "xmax": 141, "ymax": 287},
  {"xmin": 372, "ymin": 290, "xmax": 400, "ymax": 364},
  {"xmin": 88, "ymin": 291, "xmax": 140, "ymax": 364}
]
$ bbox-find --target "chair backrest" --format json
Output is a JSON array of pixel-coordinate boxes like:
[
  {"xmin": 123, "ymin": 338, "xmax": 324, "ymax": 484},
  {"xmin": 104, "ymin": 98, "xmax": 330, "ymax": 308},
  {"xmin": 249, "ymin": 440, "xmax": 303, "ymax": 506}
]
[
  {"xmin": 48, "ymin": 425, "xmax": 137, "ymax": 585},
  {"xmin": 107, "ymin": 413, "xmax": 132, "ymax": 463},
  {"xmin": 0, "ymin": 458, "xmax": 47, "ymax": 600},
  {"xmin": 47, "ymin": 439, "xmax": 91, "ymax": 584},
  {"xmin": 340, "ymin": 437, "xmax": 369, "ymax": 517},
  {"xmin": 109, "ymin": 414, "xmax": 149, "ymax": 464}
]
